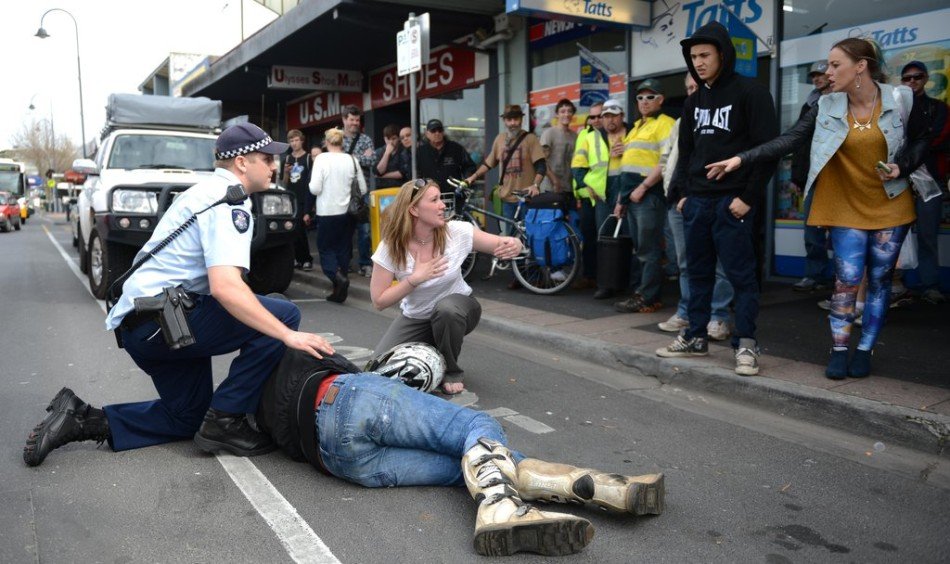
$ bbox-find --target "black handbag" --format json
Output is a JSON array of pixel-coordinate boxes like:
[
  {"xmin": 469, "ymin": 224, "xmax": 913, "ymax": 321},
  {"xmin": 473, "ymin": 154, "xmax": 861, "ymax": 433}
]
[{"xmin": 346, "ymin": 155, "xmax": 369, "ymax": 223}]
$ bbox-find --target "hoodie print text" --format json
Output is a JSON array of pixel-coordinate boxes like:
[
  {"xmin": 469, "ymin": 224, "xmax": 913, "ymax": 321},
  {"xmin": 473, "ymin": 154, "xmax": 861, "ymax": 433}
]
[{"xmin": 694, "ymin": 104, "xmax": 733, "ymax": 134}]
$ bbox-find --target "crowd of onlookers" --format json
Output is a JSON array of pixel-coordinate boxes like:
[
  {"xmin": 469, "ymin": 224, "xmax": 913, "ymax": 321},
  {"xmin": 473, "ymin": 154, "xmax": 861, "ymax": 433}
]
[{"xmin": 279, "ymin": 22, "xmax": 948, "ymax": 381}]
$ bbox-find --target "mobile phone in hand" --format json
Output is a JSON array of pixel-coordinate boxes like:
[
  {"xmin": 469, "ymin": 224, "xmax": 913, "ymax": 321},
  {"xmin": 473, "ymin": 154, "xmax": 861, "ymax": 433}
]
[{"xmin": 875, "ymin": 161, "xmax": 891, "ymax": 173}]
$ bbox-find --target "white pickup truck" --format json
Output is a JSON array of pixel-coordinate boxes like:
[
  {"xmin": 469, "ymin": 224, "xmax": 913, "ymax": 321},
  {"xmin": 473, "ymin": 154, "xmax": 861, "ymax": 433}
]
[{"xmin": 72, "ymin": 94, "xmax": 296, "ymax": 299}]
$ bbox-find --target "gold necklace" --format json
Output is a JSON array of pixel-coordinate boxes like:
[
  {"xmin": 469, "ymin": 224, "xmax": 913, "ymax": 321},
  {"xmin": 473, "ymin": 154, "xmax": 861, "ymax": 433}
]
[{"xmin": 849, "ymin": 89, "xmax": 878, "ymax": 131}]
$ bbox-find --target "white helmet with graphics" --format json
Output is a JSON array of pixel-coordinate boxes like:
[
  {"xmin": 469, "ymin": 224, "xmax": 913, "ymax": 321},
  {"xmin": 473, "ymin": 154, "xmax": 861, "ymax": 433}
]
[{"xmin": 365, "ymin": 342, "xmax": 446, "ymax": 393}]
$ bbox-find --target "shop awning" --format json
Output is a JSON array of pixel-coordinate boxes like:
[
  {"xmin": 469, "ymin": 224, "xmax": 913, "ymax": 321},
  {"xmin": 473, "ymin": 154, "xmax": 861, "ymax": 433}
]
[{"xmin": 184, "ymin": 0, "xmax": 495, "ymax": 107}]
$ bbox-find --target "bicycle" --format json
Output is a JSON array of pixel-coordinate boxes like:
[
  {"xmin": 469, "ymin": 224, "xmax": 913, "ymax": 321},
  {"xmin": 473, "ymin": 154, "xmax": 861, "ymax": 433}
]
[{"xmin": 445, "ymin": 178, "xmax": 581, "ymax": 295}]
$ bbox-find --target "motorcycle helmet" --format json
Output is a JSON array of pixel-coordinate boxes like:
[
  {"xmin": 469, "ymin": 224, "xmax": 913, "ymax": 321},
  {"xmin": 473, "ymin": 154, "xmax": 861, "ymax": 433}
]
[{"xmin": 365, "ymin": 342, "xmax": 446, "ymax": 393}]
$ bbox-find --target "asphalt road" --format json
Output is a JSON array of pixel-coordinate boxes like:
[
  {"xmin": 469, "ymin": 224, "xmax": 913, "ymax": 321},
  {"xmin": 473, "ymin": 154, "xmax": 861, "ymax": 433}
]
[{"xmin": 2, "ymin": 214, "xmax": 948, "ymax": 563}]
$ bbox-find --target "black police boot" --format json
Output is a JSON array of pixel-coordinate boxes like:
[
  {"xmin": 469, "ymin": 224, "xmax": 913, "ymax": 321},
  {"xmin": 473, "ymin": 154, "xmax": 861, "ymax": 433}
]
[
  {"xmin": 24, "ymin": 387, "xmax": 111, "ymax": 467},
  {"xmin": 193, "ymin": 408, "xmax": 276, "ymax": 456},
  {"xmin": 326, "ymin": 272, "xmax": 349, "ymax": 304}
]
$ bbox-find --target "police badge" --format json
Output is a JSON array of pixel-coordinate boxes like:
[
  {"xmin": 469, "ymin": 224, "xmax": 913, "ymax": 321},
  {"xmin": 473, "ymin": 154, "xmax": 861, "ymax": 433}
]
[{"xmin": 232, "ymin": 209, "xmax": 250, "ymax": 233}]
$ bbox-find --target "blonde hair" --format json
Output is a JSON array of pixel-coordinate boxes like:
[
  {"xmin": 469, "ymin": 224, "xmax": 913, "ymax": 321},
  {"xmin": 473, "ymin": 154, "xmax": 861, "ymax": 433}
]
[
  {"xmin": 380, "ymin": 179, "xmax": 448, "ymax": 270},
  {"xmin": 324, "ymin": 128, "xmax": 344, "ymax": 147}
]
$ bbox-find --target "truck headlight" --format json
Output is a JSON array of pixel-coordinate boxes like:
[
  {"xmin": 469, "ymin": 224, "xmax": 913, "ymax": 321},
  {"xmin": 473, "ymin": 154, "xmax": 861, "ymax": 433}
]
[
  {"xmin": 112, "ymin": 189, "xmax": 157, "ymax": 214},
  {"xmin": 260, "ymin": 193, "xmax": 293, "ymax": 216}
]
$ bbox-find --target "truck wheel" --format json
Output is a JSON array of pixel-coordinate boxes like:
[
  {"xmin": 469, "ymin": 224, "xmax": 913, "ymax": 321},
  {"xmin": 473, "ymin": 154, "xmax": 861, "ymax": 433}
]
[
  {"xmin": 246, "ymin": 244, "xmax": 294, "ymax": 294},
  {"xmin": 88, "ymin": 229, "xmax": 136, "ymax": 300},
  {"xmin": 78, "ymin": 226, "xmax": 90, "ymax": 273}
]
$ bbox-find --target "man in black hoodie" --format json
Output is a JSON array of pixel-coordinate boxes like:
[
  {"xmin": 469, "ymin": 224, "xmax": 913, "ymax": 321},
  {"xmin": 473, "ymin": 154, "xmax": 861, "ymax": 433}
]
[{"xmin": 656, "ymin": 21, "xmax": 778, "ymax": 377}]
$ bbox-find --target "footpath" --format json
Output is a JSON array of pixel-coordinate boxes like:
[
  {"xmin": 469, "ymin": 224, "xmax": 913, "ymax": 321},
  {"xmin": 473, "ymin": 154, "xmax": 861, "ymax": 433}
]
[{"xmin": 295, "ymin": 265, "xmax": 950, "ymax": 457}]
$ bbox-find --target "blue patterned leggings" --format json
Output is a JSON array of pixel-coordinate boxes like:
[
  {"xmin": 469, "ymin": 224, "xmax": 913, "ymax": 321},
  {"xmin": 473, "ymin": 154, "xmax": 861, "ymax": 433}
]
[{"xmin": 828, "ymin": 225, "xmax": 909, "ymax": 351}]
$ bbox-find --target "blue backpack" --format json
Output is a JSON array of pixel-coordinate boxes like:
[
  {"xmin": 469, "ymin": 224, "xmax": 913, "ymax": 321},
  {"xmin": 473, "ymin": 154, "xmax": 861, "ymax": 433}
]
[{"xmin": 524, "ymin": 208, "xmax": 572, "ymax": 267}]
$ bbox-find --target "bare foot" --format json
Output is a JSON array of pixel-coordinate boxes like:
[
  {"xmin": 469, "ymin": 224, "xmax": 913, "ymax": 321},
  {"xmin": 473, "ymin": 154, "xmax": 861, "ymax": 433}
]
[{"xmin": 441, "ymin": 382, "xmax": 465, "ymax": 395}]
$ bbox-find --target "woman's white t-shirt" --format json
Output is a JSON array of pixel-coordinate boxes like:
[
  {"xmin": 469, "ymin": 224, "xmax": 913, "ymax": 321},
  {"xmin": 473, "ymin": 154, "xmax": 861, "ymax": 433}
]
[{"xmin": 372, "ymin": 221, "xmax": 474, "ymax": 319}]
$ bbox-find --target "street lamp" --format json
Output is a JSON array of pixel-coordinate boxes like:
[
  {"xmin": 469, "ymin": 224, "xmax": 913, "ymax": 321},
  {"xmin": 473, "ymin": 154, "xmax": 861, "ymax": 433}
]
[
  {"xmin": 34, "ymin": 8, "xmax": 86, "ymax": 158},
  {"xmin": 28, "ymin": 93, "xmax": 56, "ymax": 147}
]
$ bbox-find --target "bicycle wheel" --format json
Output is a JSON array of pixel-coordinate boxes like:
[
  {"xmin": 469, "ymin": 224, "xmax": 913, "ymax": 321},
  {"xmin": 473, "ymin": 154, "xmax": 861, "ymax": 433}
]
[
  {"xmin": 513, "ymin": 220, "xmax": 582, "ymax": 294},
  {"xmin": 454, "ymin": 214, "xmax": 478, "ymax": 279}
]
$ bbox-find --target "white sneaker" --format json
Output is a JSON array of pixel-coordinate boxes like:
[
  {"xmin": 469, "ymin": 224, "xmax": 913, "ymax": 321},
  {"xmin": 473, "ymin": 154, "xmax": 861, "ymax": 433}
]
[
  {"xmin": 706, "ymin": 320, "xmax": 730, "ymax": 341},
  {"xmin": 657, "ymin": 315, "xmax": 689, "ymax": 332},
  {"xmin": 817, "ymin": 299, "xmax": 831, "ymax": 311},
  {"xmin": 734, "ymin": 338, "xmax": 760, "ymax": 376},
  {"xmin": 550, "ymin": 269, "xmax": 567, "ymax": 282}
]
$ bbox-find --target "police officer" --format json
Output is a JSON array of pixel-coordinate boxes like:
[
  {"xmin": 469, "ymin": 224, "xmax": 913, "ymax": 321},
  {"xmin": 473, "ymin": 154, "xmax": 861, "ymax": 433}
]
[{"xmin": 23, "ymin": 123, "xmax": 336, "ymax": 467}]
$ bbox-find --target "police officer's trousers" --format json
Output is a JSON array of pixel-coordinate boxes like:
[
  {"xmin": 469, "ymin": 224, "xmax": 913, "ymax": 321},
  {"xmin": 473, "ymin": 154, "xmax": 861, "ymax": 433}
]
[{"xmin": 103, "ymin": 294, "xmax": 300, "ymax": 451}]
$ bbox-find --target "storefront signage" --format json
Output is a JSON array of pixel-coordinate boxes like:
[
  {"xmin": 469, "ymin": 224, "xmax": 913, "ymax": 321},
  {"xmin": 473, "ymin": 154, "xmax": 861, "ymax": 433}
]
[
  {"xmin": 528, "ymin": 19, "xmax": 599, "ymax": 49},
  {"xmin": 268, "ymin": 65, "xmax": 363, "ymax": 92},
  {"xmin": 369, "ymin": 45, "xmax": 489, "ymax": 109},
  {"xmin": 632, "ymin": 0, "xmax": 774, "ymax": 79},
  {"xmin": 780, "ymin": 7, "xmax": 950, "ymax": 67},
  {"xmin": 507, "ymin": 0, "xmax": 651, "ymax": 29},
  {"xmin": 286, "ymin": 91, "xmax": 364, "ymax": 130}
]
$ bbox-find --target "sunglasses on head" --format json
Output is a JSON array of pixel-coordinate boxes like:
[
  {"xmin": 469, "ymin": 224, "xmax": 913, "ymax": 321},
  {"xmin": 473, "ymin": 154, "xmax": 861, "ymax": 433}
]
[
  {"xmin": 412, "ymin": 178, "xmax": 436, "ymax": 194},
  {"xmin": 636, "ymin": 94, "xmax": 660, "ymax": 101},
  {"xmin": 901, "ymin": 73, "xmax": 926, "ymax": 82}
]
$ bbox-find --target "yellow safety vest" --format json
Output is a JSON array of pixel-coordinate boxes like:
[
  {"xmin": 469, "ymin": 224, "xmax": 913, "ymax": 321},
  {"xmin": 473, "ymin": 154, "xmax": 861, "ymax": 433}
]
[{"xmin": 571, "ymin": 126, "xmax": 609, "ymax": 203}]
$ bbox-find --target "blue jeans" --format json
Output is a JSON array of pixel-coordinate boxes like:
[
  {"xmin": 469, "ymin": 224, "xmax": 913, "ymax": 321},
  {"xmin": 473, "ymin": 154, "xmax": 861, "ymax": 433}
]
[
  {"xmin": 500, "ymin": 201, "xmax": 520, "ymax": 236},
  {"xmin": 105, "ymin": 294, "xmax": 300, "ymax": 451},
  {"xmin": 624, "ymin": 191, "xmax": 667, "ymax": 303},
  {"xmin": 802, "ymin": 189, "xmax": 831, "ymax": 283},
  {"xmin": 316, "ymin": 374, "xmax": 522, "ymax": 487},
  {"xmin": 668, "ymin": 207, "xmax": 733, "ymax": 321},
  {"xmin": 683, "ymin": 196, "xmax": 759, "ymax": 348},
  {"xmin": 356, "ymin": 220, "xmax": 371, "ymax": 268},
  {"xmin": 914, "ymin": 195, "xmax": 942, "ymax": 290},
  {"xmin": 316, "ymin": 214, "xmax": 355, "ymax": 281}
]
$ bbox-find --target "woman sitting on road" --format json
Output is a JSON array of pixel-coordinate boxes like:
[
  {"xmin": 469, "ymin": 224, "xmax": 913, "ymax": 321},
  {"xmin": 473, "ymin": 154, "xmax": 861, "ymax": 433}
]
[
  {"xmin": 309, "ymin": 127, "xmax": 367, "ymax": 303},
  {"xmin": 704, "ymin": 38, "xmax": 936, "ymax": 379},
  {"xmin": 370, "ymin": 178, "xmax": 523, "ymax": 395}
]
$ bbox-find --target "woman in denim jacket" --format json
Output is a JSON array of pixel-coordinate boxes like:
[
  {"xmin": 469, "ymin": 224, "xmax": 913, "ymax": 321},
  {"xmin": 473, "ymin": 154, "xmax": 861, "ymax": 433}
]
[{"xmin": 706, "ymin": 38, "xmax": 932, "ymax": 380}]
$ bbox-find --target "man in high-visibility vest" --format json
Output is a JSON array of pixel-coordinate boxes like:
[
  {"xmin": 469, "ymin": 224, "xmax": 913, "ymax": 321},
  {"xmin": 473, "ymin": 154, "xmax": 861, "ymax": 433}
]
[
  {"xmin": 571, "ymin": 101, "xmax": 609, "ymax": 291},
  {"xmin": 613, "ymin": 79, "xmax": 676, "ymax": 314}
]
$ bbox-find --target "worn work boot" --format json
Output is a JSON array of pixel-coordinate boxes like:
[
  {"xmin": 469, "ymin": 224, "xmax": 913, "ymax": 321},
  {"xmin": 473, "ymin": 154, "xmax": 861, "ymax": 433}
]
[
  {"xmin": 510, "ymin": 458, "xmax": 665, "ymax": 516},
  {"xmin": 24, "ymin": 387, "xmax": 111, "ymax": 467},
  {"xmin": 462, "ymin": 438, "xmax": 594, "ymax": 557},
  {"xmin": 193, "ymin": 408, "xmax": 276, "ymax": 456}
]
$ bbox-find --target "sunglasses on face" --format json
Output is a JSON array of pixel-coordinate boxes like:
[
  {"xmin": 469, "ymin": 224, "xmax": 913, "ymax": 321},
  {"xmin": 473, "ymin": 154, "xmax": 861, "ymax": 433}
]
[
  {"xmin": 636, "ymin": 94, "xmax": 660, "ymax": 101},
  {"xmin": 588, "ymin": 114, "xmax": 602, "ymax": 119},
  {"xmin": 901, "ymin": 73, "xmax": 926, "ymax": 82}
]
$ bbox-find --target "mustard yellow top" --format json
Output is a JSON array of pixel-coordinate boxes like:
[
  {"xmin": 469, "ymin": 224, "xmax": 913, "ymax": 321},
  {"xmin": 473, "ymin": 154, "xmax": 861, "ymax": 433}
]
[{"xmin": 808, "ymin": 103, "xmax": 915, "ymax": 230}]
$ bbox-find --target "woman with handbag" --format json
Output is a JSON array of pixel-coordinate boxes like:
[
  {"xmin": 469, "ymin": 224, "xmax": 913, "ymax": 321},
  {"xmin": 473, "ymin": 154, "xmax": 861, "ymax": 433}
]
[
  {"xmin": 705, "ymin": 38, "xmax": 935, "ymax": 379},
  {"xmin": 369, "ymin": 179, "xmax": 523, "ymax": 395},
  {"xmin": 309, "ymin": 128, "xmax": 367, "ymax": 303}
]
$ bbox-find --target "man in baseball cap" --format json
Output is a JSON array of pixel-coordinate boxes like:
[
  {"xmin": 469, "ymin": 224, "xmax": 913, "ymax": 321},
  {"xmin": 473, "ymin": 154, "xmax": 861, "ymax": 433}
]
[
  {"xmin": 789, "ymin": 60, "xmax": 833, "ymax": 294},
  {"xmin": 24, "ymin": 121, "xmax": 337, "ymax": 467},
  {"xmin": 897, "ymin": 60, "xmax": 948, "ymax": 304}
]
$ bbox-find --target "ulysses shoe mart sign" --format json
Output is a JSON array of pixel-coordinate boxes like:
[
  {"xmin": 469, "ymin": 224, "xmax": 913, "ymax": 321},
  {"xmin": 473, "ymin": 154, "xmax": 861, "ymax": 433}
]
[{"xmin": 507, "ymin": 0, "xmax": 652, "ymax": 28}]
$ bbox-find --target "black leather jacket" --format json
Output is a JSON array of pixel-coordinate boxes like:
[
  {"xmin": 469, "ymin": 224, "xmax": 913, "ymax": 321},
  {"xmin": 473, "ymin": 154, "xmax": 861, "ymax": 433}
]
[{"xmin": 738, "ymin": 102, "xmax": 931, "ymax": 182}]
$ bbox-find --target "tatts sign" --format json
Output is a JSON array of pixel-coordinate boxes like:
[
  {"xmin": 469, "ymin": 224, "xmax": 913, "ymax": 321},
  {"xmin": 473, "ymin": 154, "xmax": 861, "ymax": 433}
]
[
  {"xmin": 287, "ymin": 91, "xmax": 364, "ymax": 129},
  {"xmin": 369, "ymin": 45, "xmax": 490, "ymax": 109}
]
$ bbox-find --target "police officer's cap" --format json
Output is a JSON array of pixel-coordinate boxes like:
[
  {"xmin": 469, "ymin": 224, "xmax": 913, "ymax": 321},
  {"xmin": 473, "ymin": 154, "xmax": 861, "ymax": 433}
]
[{"xmin": 215, "ymin": 123, "xmax": 289, "ymax": 160}]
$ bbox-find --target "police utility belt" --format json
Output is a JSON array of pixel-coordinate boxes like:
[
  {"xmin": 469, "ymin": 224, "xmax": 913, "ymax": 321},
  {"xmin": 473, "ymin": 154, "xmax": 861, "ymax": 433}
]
[{"xmin": 117, "ymin": 286, "xmax": 196, "ymax": 350}]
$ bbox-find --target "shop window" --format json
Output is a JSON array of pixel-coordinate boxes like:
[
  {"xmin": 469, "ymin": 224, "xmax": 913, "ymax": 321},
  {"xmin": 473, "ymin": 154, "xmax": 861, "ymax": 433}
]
[
  {"xmin": 531, "ymin": 31, "xmax": 627, "ymax": 91},
  {"xmin": 419, "ymin": 84, "xmax": 486, "ymax": 165},
  {"xmin": 782, "ymin": 0, "xmax": 946, "ymax": 40}
]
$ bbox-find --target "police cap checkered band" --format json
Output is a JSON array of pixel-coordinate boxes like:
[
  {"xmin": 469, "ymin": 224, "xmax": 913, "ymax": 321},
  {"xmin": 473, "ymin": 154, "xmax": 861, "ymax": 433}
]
[{"xmin": 215, "ymin": 122, "xmax": 289, "ymax": 160}]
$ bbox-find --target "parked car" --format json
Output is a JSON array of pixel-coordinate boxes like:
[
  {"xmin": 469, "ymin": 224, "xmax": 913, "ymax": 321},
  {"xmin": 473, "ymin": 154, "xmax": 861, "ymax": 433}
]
[{"xmin": 0, "ymin": 191, "xmax": 23, "ymax": 232}]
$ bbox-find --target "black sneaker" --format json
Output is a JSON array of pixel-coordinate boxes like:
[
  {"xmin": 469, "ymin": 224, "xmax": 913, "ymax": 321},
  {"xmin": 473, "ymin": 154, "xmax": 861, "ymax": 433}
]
[
  {"xmin": 193, "ymin": 408, "xmax": 276, "ymax": 456},
  {"xmin": 24, "ymin": 387, "xmax": 110, "ymax": 467},
  {"xmin": 655, "ymin": 334, "xmax": 709, "ymax": 357}
]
